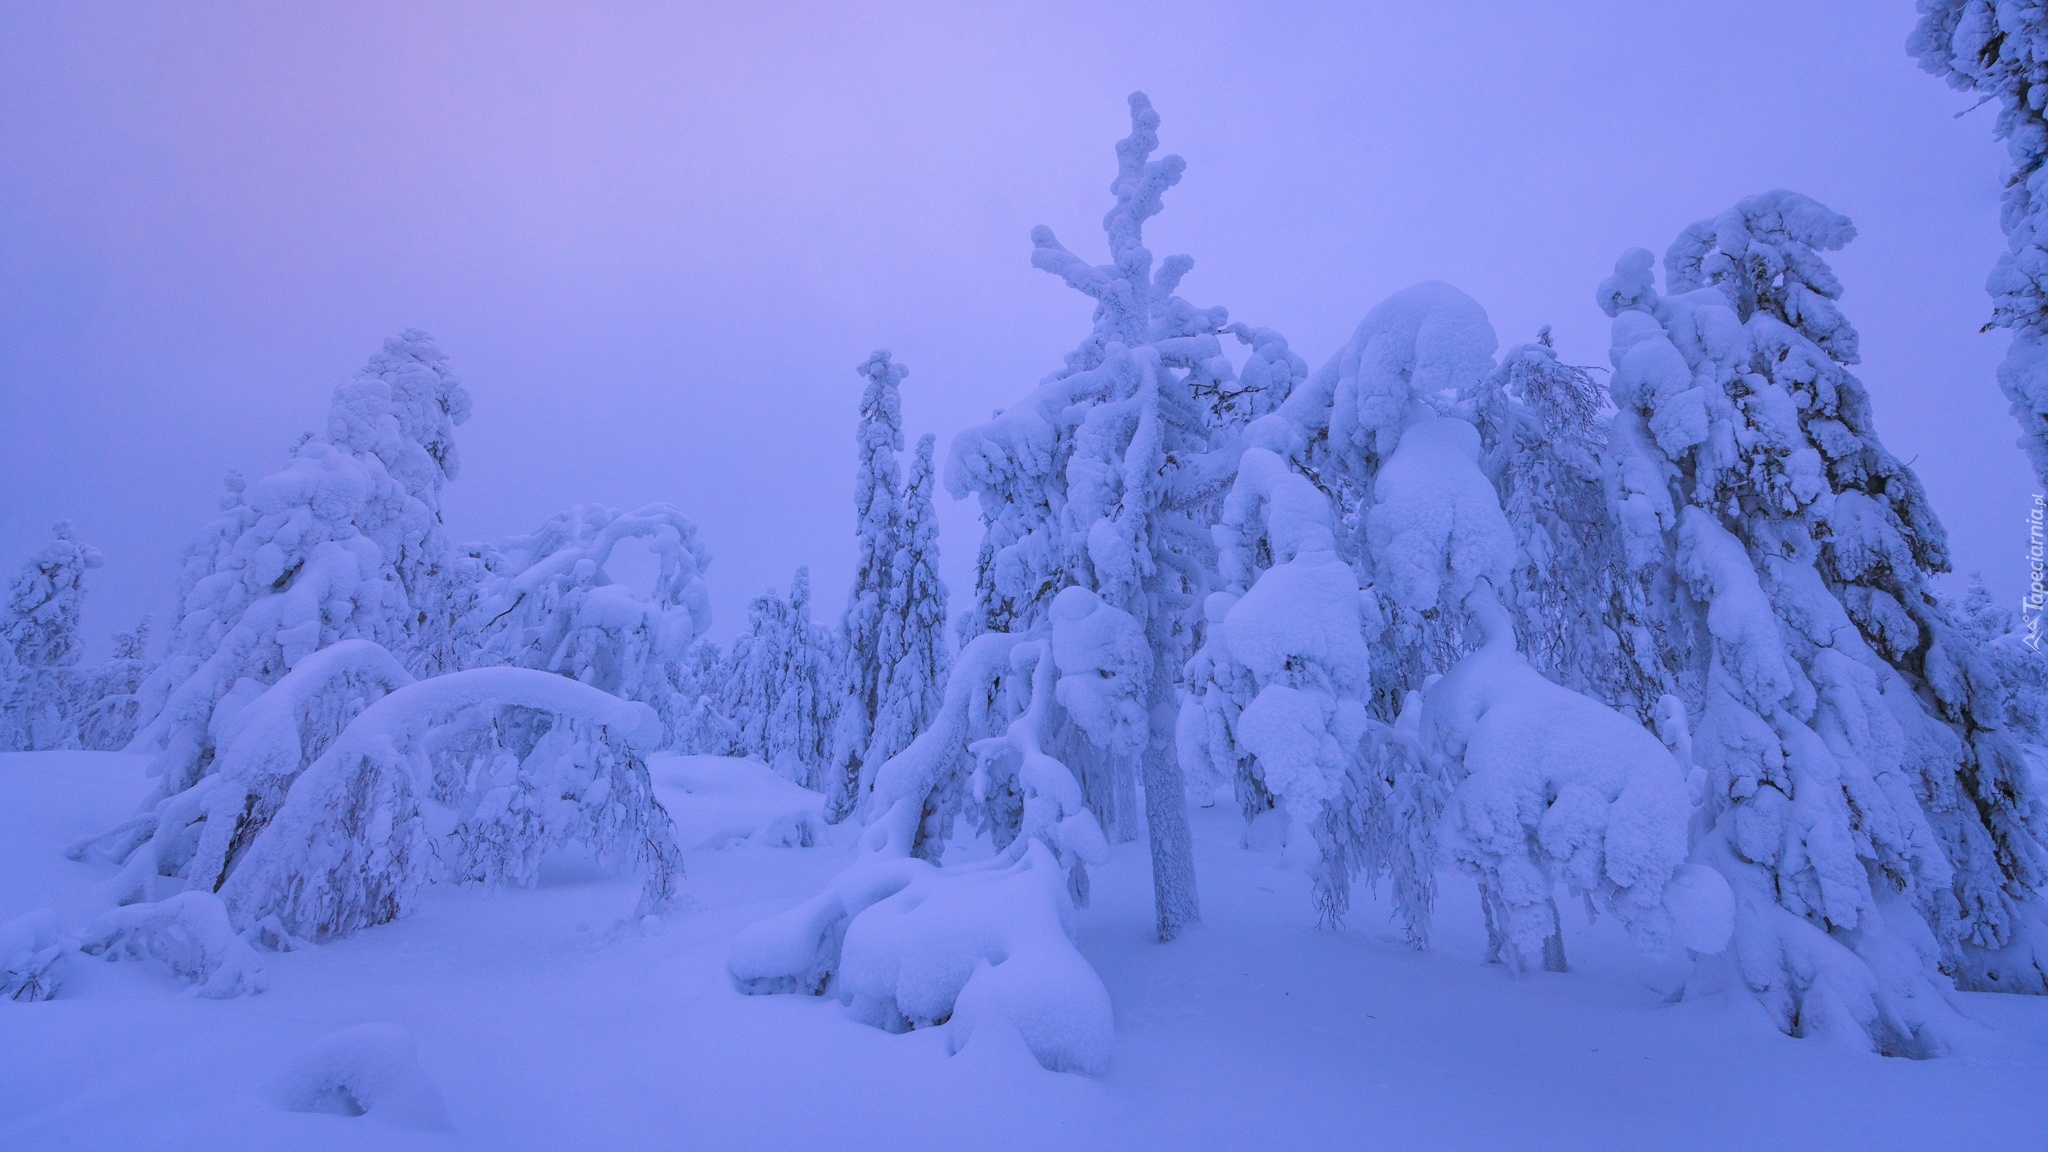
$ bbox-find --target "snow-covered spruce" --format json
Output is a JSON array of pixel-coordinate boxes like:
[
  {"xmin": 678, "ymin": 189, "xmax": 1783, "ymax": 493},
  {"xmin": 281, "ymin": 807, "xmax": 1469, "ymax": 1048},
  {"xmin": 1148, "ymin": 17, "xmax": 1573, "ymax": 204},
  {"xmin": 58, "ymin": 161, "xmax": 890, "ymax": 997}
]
[
  {"xmin": 717, "ymin": 567, "xmax": 834, "ymax": 786},
  {"xmin": 220, "ymin": 666, "xmax": 681, "ymax": 941},
  {"xmin": 862, "ymin": 434, "xmax": 952, "ymax": 817},
  {"xmin": 729, "ymin": 625, "xmax": 1113, "ymax": 1075},
  {"xmin": 1467, "ymin": 332, "xmax": 1684, "ymax": 720},
  {"xmin": 0, "ymin": 521, "xmax": 104, "ymax": 750},
  {"xmin": 455, "ymin": 502, "xmax": 716, "ymax": 751},
  {"xmin": 1913, "ymin": 2, "xmax": 2048, "ymax": 488},
  {"xmin": 823, "ymin": 351, "xmax": 908, "ymax": 822},
  {"xmin": 1597, "ymin": 192, "xmax": 2048, "ymax": 1047},
  {"xmin": 122, "ymin": 331, "xmax": 470, "ymax": 811},
  {"xmin": 1181, "ymin": 277, "xmax": 1715, "ymax": 970},
  {"xmin": 74, "ymin": 616, "xmax": 156, "ymax": 752},
  {"xmin": 947, "ymin": 92, "xmax": 1248, "ymax": 940}
]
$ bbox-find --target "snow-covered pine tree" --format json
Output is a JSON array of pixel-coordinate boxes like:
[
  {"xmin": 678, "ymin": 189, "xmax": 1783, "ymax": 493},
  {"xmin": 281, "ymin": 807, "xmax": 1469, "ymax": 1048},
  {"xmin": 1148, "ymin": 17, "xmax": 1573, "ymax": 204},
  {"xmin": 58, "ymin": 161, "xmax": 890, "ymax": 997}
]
[
  {"xmin": 124, "ymin": 331, "xmax": 470, "ymax": 808},
  {"xmin": 721, "ymin": 568, "xmax": 833, "ymax": 787},
  {"xmin": 76, "ymin": 615, "xmax": 155, "ymax": 751},
  {"xmin": 1597, "ymin": 191, "xmax": 2048, "ymax": 1047},
  {"xmin": 823, "ymin": 351, "xmax": 908, "ymax": 822},
  {"xmin": 1912, "ymin": 3, "xmax": 2048, "ymax": 488},
  {"xmin": 946, "ymin": 93, "xmax": 1247, "ymax": 939},
  {"xmin": 774, "ymin": 567, "xmax": 832, "ymax": 787},
  {"xmin": 865, "ymin": 434, "xmax": 951, "ymax": 807},
  {"xmin": 0, "ymin": 522, "xmax": 104, "ymax": 748},
  {"xmin": 1466, "ymin": 331, "xmax": 1684, "ymax": 719}
]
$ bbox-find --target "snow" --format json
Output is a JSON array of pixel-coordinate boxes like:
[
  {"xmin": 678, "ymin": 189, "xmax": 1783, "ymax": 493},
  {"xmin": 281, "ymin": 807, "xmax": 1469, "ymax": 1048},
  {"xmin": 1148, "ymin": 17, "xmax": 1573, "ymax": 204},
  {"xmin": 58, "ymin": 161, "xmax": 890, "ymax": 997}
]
[
  {"xmin": 272, "ymin": 1023, "xmax": 452, "ymax": 1131},
  {"xmin": 6, "ymin": 750, "xmax": 2045, "ymax": 1149},
  {"xmin": 650, "ymin": 753, "xmax": 825, "ymax": 850}
]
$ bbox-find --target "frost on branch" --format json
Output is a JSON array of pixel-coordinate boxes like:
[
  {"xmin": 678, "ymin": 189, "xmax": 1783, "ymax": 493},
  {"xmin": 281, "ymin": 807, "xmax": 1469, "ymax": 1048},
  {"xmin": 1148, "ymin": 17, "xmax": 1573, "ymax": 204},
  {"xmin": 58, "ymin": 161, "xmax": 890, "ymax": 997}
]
[{"xmin": 1467, "ymin": 334, "xmax": 1684, "ymax": 720}]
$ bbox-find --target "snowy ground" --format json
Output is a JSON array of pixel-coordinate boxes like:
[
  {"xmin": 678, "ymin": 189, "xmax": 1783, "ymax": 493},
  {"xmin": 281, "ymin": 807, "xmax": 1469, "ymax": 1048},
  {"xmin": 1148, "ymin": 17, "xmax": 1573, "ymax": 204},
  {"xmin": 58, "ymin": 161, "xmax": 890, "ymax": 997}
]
[{"xmin": 3, "ymin": 751, "xmax": 2044, "ymax": 1151}]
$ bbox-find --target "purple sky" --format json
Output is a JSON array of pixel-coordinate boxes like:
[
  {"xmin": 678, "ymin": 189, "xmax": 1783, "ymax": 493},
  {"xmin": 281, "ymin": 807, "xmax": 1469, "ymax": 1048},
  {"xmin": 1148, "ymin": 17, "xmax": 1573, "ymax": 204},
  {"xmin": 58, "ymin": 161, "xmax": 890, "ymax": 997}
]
[{"xmin": 1, "ymin": 2, "xmax": 2033, "ymax": 654}]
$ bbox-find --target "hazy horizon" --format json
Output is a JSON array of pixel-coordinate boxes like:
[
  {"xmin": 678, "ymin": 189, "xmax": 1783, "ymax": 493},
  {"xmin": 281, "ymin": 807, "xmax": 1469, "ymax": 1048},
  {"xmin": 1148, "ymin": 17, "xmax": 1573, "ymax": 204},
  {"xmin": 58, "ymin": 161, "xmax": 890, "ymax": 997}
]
[{"xmin": 4, "ymin": 1, "xmax": 2034, "ymax": 655}]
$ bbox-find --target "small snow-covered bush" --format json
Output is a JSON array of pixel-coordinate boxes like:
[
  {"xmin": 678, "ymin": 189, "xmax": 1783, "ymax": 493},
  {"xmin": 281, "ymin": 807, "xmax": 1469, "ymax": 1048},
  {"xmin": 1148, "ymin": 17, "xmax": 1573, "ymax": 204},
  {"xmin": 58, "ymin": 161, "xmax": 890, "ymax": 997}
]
[
  {"xmin": 76, "ymin": 891, "xmax": 267, "ymax": 998},
  {"xmin": 1, "ymin": 909, "xmax": 67, "ymax": 1002}
]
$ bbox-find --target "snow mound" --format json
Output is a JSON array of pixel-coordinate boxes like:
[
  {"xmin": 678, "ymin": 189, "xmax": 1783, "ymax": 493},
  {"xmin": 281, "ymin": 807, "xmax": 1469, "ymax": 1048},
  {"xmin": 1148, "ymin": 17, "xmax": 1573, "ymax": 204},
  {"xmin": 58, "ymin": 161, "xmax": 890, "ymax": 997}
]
[
  {"xmin": 75, "ymin": 890, "xmax": 266, "ymax": 998},
  {"xmin": 730, "ymin": 842, "xmax": 1113, "ymax": 1076},
  {"xmin": 273, "ymin": 1023, "xmax": 453, "ymax": 1131},
  {"xmin": 648, "ymin": 753, "xmax": 825, "ymax": 849}
]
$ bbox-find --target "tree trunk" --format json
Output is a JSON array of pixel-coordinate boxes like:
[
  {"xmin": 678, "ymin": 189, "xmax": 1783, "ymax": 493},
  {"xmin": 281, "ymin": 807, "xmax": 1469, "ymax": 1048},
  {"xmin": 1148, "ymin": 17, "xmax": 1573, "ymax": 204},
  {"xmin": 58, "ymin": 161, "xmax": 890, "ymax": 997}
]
[{"xmin": 1142, "ymin": 669, "xmax": 1199, "ymax": 941}]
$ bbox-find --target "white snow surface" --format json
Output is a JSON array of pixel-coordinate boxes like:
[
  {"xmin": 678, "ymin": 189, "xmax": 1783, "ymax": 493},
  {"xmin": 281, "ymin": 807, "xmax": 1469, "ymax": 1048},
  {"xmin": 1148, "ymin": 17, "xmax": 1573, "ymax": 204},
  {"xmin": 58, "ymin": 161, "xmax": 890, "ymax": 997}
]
[{"xmin": 4, "ymin": 749, "xmax": 2045, "ymax": 1150}]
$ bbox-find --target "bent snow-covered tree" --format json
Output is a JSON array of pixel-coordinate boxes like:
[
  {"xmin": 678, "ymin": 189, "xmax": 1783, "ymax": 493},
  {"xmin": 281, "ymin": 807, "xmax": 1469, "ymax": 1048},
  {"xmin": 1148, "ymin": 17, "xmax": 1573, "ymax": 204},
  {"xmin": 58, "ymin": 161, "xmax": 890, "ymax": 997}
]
[
  {"xmin": 1598, "ymin": 191, "xmax": 2048, "ymax": 1050},
  {"xmin": 728, "ymin": 623, "xmax": 1115, "ymax": 1074},
  {"xmin": 221, "ymin": 666, "xmax": 682, "ymax": 941},
  {"xmin": 456, "ymin": 502, "xmax": 715, "ymax": 750},
  {"xmin": 1185, "ymin": 282, "xmax": 1712, "ymax": 970}
]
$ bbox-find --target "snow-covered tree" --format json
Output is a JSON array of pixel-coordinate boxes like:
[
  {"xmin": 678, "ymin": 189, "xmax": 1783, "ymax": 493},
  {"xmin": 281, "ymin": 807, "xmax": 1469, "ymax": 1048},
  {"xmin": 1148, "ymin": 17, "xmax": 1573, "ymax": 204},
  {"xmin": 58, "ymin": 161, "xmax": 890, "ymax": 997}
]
[
  {"xmin": 865, "ymin": 434, "xmax": 952, "ymax": 807},
  {"xmin": 823, "ymin": 351, "xmax": 908, "ymax": 822},
  {"xmin": 729, "ymin": 622, "xmax": 1115, "ymax": 1074},
  {"xmin": 75, "ymin": 615, "xmax": 156, "ymax": 751},
  {"xmin": 0, "ymin": 521, "xmax": 103, "ymax": 748},
  {"xmin": 1597, "ymin": 191, "xmax": 2048, "ymax": 1047},
  {"xmin": 721, "ymin": 568, "xmax": 833, "ymax": 787},
  {"xmin": 946, "ymin": 93, "xmax": 1247, "ymax": 939},
  {"xmin": 125, "ymin": 331, "xmax": 471, "ymax": 806},
  {"xmin": 216, "ymin": 667, "xmax": 681, "ymax": 942},
  {"xmin": 1466, "ymin": 331, "xmax": 1684, "ymax": 719},
  {"xmin": 1913, "ymin": 2, "xmax": 2048, "ymax": 488},
  {"xmin": 0, "ymin": 637, "xmax": 28, "ymax": 754},
  {"xmin": 1959, "ymin": 575, "xmax": 2048, "ymax": 747},
  {"xmin": 1181, "ymin": 278, "xmax": 1719, "ymax": 974},
  {"xmin": 456, "ymin": 503, "xmax": 715, "ymax": 751}
]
